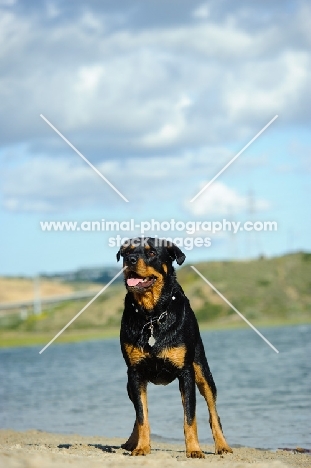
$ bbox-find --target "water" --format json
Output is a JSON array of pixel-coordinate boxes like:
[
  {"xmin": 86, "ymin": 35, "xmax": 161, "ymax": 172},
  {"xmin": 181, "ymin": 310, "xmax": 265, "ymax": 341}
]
[{"xmin": 0, "ymin": 325, "xmax": 310, "ymax": 449}]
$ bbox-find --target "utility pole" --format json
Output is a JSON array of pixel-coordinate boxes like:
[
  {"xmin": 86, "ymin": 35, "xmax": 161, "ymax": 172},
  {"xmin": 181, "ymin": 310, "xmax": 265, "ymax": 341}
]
[
  {"xmin": 227, "ymin": 204, "xmax": 237, "ymax": 260},
  {"xmin": 33, "ymin": 275, "xmax": 41, "ymax": 315}
]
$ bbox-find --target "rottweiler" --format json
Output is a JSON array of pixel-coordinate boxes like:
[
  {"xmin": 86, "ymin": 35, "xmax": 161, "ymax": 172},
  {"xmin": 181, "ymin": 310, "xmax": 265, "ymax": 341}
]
[{"xmin": 117, "ymin": 237, "xmax": 232, "ymax": 458}]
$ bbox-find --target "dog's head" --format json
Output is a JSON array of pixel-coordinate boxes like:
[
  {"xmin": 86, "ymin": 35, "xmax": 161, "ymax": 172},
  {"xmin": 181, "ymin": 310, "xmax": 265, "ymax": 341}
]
[{"xmin": 117, "ymin": 237, "xmax": 185, "ymax": 309}]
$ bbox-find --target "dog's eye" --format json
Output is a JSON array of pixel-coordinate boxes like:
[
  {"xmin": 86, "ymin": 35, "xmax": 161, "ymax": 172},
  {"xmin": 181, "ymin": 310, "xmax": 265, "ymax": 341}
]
[{"xmin": 147, "ymin": 251, "xmax": 156, "ymax": 258}]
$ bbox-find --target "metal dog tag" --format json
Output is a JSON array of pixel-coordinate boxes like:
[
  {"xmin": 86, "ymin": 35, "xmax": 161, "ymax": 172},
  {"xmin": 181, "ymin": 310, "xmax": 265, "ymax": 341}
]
[
  {"xmin": 148, "ymin": 335, "xmax": 156, "ymax": 347},
  {"xmin": 148, "ymin": 324, "xmax": 156, "ymax": 346}
]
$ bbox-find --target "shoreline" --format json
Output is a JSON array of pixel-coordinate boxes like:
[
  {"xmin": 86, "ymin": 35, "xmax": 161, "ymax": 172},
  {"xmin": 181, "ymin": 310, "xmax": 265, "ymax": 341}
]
[
  {"xmin": 1, "ymin": 319, "xmax": 310, "ymax": 349},
  {"xmin": 0, "ymin": 429, "xmax": 310, "ymax": 468}
]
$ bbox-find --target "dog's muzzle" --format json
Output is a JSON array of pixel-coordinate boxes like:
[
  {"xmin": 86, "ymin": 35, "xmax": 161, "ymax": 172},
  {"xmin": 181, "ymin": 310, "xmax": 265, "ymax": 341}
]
[{"xmin": 126, "ymin": 272, "xmax": 156, "ymax": 290}]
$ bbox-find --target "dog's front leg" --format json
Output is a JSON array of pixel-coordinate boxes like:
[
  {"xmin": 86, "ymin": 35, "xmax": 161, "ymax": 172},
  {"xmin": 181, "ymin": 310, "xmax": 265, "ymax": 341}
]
[
  {"xmin": 126, "ymin": 369, "xmax": 151, "ymax": 456},
  {"xmin": 178, "ymin": 366, "xmax": 205, "ymax": 458}
]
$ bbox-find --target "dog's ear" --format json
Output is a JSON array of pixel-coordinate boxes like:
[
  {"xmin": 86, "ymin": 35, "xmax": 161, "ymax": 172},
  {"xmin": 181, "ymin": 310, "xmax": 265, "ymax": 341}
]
[
  {"xmin": 116, "ymin": 239, "xmax": 131, "ymax": 262},
  {"xmin": 166, "ymin": 242, "xmax": 186, "ymax": 265},
  {"xmin": 116, "ymin": 249, "xmax": 121, "ymax": 262}
]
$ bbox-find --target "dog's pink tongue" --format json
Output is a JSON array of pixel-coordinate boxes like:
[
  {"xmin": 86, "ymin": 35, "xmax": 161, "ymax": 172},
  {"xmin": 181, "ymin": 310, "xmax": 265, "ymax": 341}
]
[{"xmin": 127, "ymin": 278, "xmax": 142, "ymax": 287}]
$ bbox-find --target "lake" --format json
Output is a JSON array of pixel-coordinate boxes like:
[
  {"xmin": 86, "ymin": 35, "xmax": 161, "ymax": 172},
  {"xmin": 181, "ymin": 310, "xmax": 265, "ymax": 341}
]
[{"xmin": 0, "ymin": 324, "xmax": 310, "ymax": 450}]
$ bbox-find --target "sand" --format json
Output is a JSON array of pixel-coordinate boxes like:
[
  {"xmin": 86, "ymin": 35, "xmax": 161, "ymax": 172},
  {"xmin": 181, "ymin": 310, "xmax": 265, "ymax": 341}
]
[{"xmin": 0, "ymin": 430, "xmax": 310, "ymax": 468}]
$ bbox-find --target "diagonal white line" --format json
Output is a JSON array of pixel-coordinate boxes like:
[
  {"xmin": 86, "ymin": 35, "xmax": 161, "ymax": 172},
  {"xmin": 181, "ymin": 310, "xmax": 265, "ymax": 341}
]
[
  {"xmin": 39, "ymin": 267, "xmax": 127, "ymax": 354},
  {"xmin": 191, "ymin": 266, "xmax": 279, "ymax": 353},
  {"xmin": 190, "ymin": 115, "xmax": 278, "ymax": 203},
  {"xmin": 40, "ymin": 114, "xmax": 129, "ymax": 202}
]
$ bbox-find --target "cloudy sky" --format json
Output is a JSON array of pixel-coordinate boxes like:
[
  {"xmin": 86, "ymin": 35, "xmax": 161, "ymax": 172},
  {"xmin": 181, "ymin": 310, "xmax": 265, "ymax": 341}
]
[{"xmin": 0, "ymin": 0, "xmax": 310, "ymax": 276}]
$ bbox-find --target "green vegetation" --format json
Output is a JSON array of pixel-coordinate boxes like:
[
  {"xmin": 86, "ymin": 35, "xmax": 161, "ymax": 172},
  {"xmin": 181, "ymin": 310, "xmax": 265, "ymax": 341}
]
[
  {"xmin": 178, "ymin": 252, "xmax": 311, "ymax": 324},
  {"xmin": 0, "ymin": 252, "xmax": 310, "ymax": 348}
]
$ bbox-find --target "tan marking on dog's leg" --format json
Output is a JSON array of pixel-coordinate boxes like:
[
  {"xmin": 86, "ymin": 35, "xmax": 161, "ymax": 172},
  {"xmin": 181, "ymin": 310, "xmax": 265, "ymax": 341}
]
[
  {"xmin": 131, "ymin": 386, "xmax": 151, "ymax": 456},
  {"xmin": 193, "ymin": 363, "xmax": 232, "ymax": 455},
  {"xmin": 184, "ymin": 417, "xmax": 205, "ymax": 458},
  {"xmin": 158, "ymin": 346, "xmax": 186, "ymax": 368},
  {"xmin": 180, "ymin": 390, "xmax": 204, "ymax": 458},
  {"xmin": 124, "ymin": 344, "xmax": 149, "ymax": 366}
]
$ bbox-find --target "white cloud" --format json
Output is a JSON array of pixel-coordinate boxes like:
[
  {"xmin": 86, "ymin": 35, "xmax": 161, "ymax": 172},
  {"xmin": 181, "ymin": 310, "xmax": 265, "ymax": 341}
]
[
  {"xmin": 46, "ymin": 2, "xmax": 60, "ymax": 19},
  {"xmin": 192, "ymin": 3, "xmax": 210, "ymax": 20},
  {"xmin": 139, "ymin": 94, "xmax": 192, "ymax": 148},
  {"xmin": 1, "ymin": 149, "xmax": 271, "ymax": 214},
  {"xmin": 224, "ymin": 50, "xmax": 310, "ymax": 121},
  {"xmin": 1, "ymin": 156, "xmax": 112, "ymax": 212},
  {"xmin": 0, "ymin": 0, "xmax": 16, "ymax": 5},
  {"xmin": 185, "ymin": 181, "xmax": 270, "ymax": 216},
  {"xmin": 0, "ymin": 147, "xmax": 241, "ymax": 212},
  {"xmin": 0, "ymin": 3, "xmax": 310, "ymax": 154},
  {"xmin": 0, "ymin": 1, "xmax": 310, "ymax": 215},
  {"xmin": 74, "ymin": 65, "xmax": 105, "ymax": 93}
]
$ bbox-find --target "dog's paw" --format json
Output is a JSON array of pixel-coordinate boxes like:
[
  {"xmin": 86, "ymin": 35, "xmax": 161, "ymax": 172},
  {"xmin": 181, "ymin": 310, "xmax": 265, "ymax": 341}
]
[
  {"xmin": 121, "ymin": 441, "xmax": 136, "ymax": 452},
  {"xmin": 186, "ymin": 450, "xmax": 205, "ymax": 458},
  {"xmin": 131, "ymin": 446, "xmax": 151, "ymax": 456},
  {"xmin": 215, "ymin": 443, "xmax": 233, "ymax": 454}
]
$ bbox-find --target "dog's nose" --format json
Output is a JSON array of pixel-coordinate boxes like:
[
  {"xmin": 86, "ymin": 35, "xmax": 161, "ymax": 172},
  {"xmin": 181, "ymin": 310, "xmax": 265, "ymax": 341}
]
[{"xmin": 128, "ymin": 254, "xmax": 138, "ymax": 265}]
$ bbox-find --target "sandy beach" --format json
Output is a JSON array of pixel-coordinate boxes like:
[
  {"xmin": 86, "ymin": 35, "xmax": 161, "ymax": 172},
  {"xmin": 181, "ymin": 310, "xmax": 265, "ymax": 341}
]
[{"xmin": 0, "ymin": 430, "xmax": 310, "ymax": 468}]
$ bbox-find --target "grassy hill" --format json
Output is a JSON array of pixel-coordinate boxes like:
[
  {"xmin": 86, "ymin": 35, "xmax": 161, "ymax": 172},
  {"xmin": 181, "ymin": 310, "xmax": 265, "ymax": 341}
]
[
  {"xmin": 0, "ymin": 252, "xmax": 310, "ymax": 347},
  {"xmin": 0, "ymin": 277, "xmax": 101, "ymax": 304},
  {"xmin": 178, "ymin": 252, "xmax": 311, "ymax": 325}
]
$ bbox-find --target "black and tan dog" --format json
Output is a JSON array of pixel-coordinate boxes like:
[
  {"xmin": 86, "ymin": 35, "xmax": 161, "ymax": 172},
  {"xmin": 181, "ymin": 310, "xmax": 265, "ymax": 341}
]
[{"xmin": 117, "ymin": 237, "xmax": 232, "ymax": 458}]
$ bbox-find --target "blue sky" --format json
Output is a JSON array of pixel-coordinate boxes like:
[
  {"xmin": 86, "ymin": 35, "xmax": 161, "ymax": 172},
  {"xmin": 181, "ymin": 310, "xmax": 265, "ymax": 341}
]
[{"xmin": 0, "ymin": 0, "xmax": 310, "ymax": 276}]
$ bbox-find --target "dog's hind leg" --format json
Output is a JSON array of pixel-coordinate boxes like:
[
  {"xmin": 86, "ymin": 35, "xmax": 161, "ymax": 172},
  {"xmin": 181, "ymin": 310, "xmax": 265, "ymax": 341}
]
[
  {"xmin": 194, "ymin": 340, "xmax": 233, "ymax": 455},
  {"xmin": 178, "ymin": 365, "xmax": 205, "ymax": 458}
]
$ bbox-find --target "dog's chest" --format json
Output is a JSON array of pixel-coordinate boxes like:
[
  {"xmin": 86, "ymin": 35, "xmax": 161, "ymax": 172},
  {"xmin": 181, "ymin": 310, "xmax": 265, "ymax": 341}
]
[
  {"xmin": 124, "ymin": 343, "xmax": 186, "ymax": 370},
  {"xmin": 139, "ymin": 346, "xmax": 187, "ymax": 385}
]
